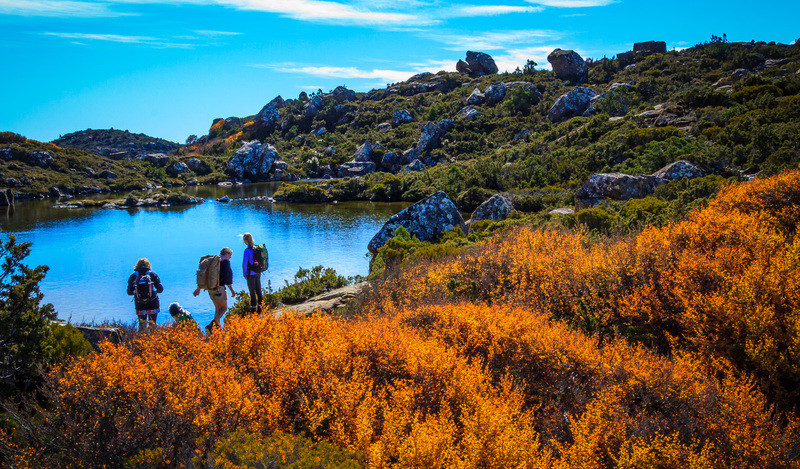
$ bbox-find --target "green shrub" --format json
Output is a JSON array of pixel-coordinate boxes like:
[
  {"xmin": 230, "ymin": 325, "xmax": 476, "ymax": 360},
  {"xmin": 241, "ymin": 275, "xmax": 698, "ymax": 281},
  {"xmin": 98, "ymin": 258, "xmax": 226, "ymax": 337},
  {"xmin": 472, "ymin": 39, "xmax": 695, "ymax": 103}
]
[
  {"xmin": 455, "ymin": 187, "xmax": 494, "ymax": 212},
  {"xmin": 203, "ymin": 430, "xmax": 363, "ymax": 468},
  {"xmin": 45, "ymin": 324, "xmax": 92, "ymax": 364},
  {"xmin": 566, "ymin": 208, "xmax": 617, "ymax": 231}
]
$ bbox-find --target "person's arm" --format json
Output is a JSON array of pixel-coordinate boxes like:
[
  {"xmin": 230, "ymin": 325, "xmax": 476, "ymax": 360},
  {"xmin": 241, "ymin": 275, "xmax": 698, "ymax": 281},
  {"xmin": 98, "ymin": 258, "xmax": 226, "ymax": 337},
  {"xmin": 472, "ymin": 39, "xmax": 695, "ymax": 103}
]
[
  {"xmin": 152, "ymin": 272, "xmax": 164, "ymax": 294},
  {"xmin": 242, "ymin": 249, "xmax": 252, "ymax": 277},
  {"xmin": 127, "ymin": 274, "xmax": 135, "ymax": 295}
]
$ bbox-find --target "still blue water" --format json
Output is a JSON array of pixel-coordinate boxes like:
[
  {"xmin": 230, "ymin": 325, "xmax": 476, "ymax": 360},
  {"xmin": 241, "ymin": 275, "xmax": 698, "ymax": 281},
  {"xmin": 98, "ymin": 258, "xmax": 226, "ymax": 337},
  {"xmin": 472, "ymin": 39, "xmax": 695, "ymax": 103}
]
[{"xmin": 0, "ymin": 183, "xmax": 405, "ymax": 327}]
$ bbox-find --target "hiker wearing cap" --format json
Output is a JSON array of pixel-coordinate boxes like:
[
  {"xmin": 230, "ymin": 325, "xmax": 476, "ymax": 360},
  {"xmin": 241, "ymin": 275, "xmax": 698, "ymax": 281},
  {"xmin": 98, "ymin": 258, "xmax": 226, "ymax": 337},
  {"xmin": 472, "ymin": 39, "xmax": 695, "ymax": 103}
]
[
  {"xmin": 242, "ymin": 233, "xmax": 268, "ymax": 314},
  {"xmin": 194, "ymin": 247, "xmax": 235, "ymax": 332},
  {"xmin": 127, "ymin": 258, "xmax": 164, "ymax": 331}
]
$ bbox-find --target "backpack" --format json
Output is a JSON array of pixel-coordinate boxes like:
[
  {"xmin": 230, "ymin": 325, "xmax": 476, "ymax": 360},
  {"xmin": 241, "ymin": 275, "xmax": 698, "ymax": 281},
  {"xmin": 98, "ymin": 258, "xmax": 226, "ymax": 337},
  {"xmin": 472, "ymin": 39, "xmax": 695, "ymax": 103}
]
[
  {"xmin": 196, "ymin": 255, "xmax": 221, "ymax": 290},
  {"xmin": 135, "ymin": 270, "xmax": 156, "ymax": 302},
  {"xmin": 249, "ymin": 244, "xmax": 269, "ymax": 273}
]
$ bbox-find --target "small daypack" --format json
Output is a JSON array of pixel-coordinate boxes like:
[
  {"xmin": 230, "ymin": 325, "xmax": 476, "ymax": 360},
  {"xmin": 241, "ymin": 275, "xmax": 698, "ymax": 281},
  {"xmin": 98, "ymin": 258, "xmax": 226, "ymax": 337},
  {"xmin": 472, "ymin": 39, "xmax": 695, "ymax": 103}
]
[
  {"xmin": 250, "ymin": 244, "xmax": 269, "ymax": 273},
  {"xmin": 135, "ymin": 270, "xmax": 156, "ymax": 302},
  {"xmin": 196, "ymin": 255, "xmax": 221, "ymax": 290}
]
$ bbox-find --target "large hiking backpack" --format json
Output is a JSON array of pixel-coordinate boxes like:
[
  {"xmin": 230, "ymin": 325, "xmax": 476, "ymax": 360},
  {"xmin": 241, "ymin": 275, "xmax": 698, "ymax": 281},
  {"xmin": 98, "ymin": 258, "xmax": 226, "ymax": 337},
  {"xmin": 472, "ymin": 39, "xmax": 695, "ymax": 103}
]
[
  {"xmin": 250, "ymin": 244, "xmax": 269, "ymax": 273},
  {"xmin": 135, "ymin": 270, "xmax": 156, "ymax": 302},
  {"xmin": 196, "ymin": 255, "xmax": 221, "ymax": 290}
]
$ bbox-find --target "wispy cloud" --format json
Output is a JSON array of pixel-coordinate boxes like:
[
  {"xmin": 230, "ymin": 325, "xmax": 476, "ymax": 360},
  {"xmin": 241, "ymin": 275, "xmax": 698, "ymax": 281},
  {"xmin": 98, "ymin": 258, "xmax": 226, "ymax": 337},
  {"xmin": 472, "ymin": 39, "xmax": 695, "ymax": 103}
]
[
  {"xmin": 253, "ymin": 63, "xmax": 420, "ymax": 84},
  {"xmin": 446, "ymin": 4, "xmax": 543, "ymax": 17},
  {"xmin": 194, "ymin": 29, "xmax": 243, "ymax": 36},
  {"xmin": 425, "ymin": 29, "xmax": 562, "ymax": 51},
  {"xmin": 525, "ymin": 0, "xmax": 616, "ymax": 7},
  {"xmin": 492, "ymin": 46, "xmax": 560, "ymax": 72},
  {"xmin": 0, "ymin": 0, "xmax": 130, "ymax": 17},
  {"xmin": 41, "ymin": 32, "xmax": 195, "ymax": 48}
]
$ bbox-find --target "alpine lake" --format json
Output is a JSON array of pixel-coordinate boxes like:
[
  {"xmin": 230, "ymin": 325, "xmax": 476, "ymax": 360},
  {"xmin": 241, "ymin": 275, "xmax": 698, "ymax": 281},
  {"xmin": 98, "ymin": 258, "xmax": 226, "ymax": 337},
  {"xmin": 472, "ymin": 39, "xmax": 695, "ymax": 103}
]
[{"xmin": 0, "ymin": 182, "xmax": 408, "ymax": 327}]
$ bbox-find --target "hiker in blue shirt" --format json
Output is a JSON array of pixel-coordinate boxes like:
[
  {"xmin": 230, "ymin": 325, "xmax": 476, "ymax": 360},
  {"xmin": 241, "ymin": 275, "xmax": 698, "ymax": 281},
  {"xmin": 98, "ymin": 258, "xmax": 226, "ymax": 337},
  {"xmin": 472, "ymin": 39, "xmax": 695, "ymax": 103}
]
[
  {"xmin": 242, "ymin": 233, "xmax": 264, "ymax": 315},
  {"xmin": 126, "ymin": 258, "xmax": 164, "ymax": 331}
]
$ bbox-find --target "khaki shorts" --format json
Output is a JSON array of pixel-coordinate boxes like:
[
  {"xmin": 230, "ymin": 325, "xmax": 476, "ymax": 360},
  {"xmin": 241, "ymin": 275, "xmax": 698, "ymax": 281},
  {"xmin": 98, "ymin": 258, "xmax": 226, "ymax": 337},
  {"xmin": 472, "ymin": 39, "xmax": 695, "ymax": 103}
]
[{"xmin": 208, "ymin": 286, "xmax": 227, "ymax": 304}]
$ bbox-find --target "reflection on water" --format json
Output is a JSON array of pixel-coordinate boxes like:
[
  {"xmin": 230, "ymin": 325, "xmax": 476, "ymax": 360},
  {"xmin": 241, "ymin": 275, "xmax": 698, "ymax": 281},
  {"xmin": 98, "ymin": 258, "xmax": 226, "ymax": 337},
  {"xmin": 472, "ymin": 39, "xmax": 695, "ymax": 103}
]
[{"xmin": 0, "ymin": 183, "xmax": 406, "ymax": 326}]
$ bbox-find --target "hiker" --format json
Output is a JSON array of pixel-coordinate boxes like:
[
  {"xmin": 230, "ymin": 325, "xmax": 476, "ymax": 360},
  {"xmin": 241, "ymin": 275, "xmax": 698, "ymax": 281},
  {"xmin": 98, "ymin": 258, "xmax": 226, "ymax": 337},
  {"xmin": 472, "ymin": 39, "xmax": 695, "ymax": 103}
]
[
  {"xmin": 169, "ymin": 302, "xmax": 198, "ymax": 327},
  {"xmin": 127, "ymin": 258, "xmax": 164, "ymax": 331},
  {"xmin": 193, "ymin": 247, "xmax": 235, "ymax": 333},
  {"xmin": 242, "ymin": 233, "xmax": 268, "ymax": 314}
]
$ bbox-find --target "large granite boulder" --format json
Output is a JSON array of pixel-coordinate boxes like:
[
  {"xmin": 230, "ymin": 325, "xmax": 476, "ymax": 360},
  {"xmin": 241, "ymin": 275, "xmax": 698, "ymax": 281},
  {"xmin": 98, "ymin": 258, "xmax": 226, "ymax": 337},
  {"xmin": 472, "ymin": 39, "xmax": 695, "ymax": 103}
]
[
  {"xmin": 456, "ymin": 51, "xmax": 499, "ymax": 77},
  {"xmin": 467, "ymin": 88, "xmax": 486, "ymax": 105},
  {"xmin": 458, "ymin": 106, "xmax": 480, "ymax": 120},
  {"xmin": 403, "ymin": 119, "xmax": 453, "ymax": 165},
  {"xmin": 304, "ymin": 95, "xmax": 324, "ymax": 118},
  {"xmin": 576, "ymin": 173, "xmax": 662, "ymax": 204},
  {"xmin": 186, "ymin": 157, "xmax": 211, "ymax": 175},
  {"xmin": 330, "ymin": 86, "xmax": 356, "ymax": 103},
  {"xmin": 166, "ymin": 162, "xmax": 189, "ymax": 177},
  {"xmin": 353, "ymin": 141, "xmax": 383, "ymax": 163},
  {"xmin": 634, "ymin": 40, "xmax": 667, "ymax": 56},
  {"xmin": 548, "ymin": 87, "xmax": 598, "ymax": 122},
  {"xmin": 23, "ymin": 151, "xmax": 53, "ymax": 168},
  {"xmin": 484, "ymin": 82, "xmax": 507, "ymax": 106},
  {"xmin": 254, "ymin": 96, "xmax": 285, "ymax": 132},
  {"xmin": 403, "ymin": 159, "xmax": 425, "ymax": 172},
  {"xmin": 392, "ymin": 109, "xmax": 414, "ymax": 127},
  {"xmin": 142, "ymin": 153, "xmax": 169, "ymax": 167},
  {"xmin": 368, "ymin": 191, "xmax": 467, "ymax": 252},
  {"xmin": 652, "ymin": 160, "xmax": 705, "ymax": 181},
  {"xmin": 337, "ymin": 161, "xmax": 376, "ymax": 178},
  {"xmin": 226, "ymin": 140, "xmax": 278, "ymax": 180},
  {"xmin": 547, "ymin": 49, "xmax": 588, "ymax": 83},
  {"xmin": 470, "ymin": 193, "xmax": 515, "ymax": 222},
  {"xmin": 380, "ymin": 151, "xmax": 411, "ymax": 173}
]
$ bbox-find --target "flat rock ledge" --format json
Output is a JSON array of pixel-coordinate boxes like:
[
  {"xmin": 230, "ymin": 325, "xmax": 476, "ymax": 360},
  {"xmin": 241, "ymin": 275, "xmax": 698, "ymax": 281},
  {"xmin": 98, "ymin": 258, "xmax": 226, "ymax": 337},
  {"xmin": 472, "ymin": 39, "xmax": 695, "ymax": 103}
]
[{"xmin": 273, "ymin": 282, "xmax": 368, "ymax": 317}]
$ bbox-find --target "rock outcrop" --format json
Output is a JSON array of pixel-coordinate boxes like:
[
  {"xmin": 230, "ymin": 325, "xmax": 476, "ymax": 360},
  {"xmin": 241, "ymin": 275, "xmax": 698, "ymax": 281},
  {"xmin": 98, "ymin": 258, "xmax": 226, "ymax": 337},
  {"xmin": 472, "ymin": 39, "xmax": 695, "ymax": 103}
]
[
  {"xmin": 403, "ymin": 119, "xmax": 453, "ymax": 166},
  {"xmin": 548, "ymin": 87, "xmax": 598, "ymax": 122},
  {"xmin": 254, "ymin": 96, "xmax": 286, "ymax": 133},
  {"xmin": 403, "ymin": 159, "xmax": 425, "ymax": 172},
  {"xmin": 142, "ymin": 153, "xmax": 169, "ymax": 167},
  {"xmin": 186, "ymin": 157, "xmax": 211, "ymax": 175},
  {"xmin": 353, "ymin": 141, "xmax": 383, "ymax": 163},
  {"xmin": 484, "ymin": 82, "xmax": 507, "ymax": 106},
  {"xmin": 467, "ymin": 88, "xmax": 486, "ymax": 105},
  {"xmin": 456, "ymin": 51, "xmax": 499, "ymax": 77},
  {"xmin": 274, "ymin": 282, "xmax": 368, "ymax": 317},
  {"xmin": 166, "ymin": 162, "xmax": 189, "ymax": 177},
  {"xmin": 304, "ymin": 95, "xmax": 324, "ymax": 118},
  {"xmin": 337, "ymin": 161, "xmax": 376, "ymax": 178},
  {"xmin": 368, "ymin": 191, "xmax": 467, "ymax": 252},
  {"xmin": 330, "ymin": 86, "xmax": 356, "ymax": 103},
  {"xmin": 576, "ymin": 173, "xmax": 663, "ymax": 204},
  {"xmin": 617, "ymin": 41, "xmax": 667, "ymax": 66},
  {"xmin": 652, "ymin": 160, "xmax": 705, "ymax": 181},
  {"xmin": 547, "ymin": 49, "xmax": 588, "ymax": 83},
  {"xmin": 226, "ymin": 140, "xmax": 278, "ymax": 180},
  {"xmin": 458, "ymin": 106, "xmax": 480, "ymax": 120},
  {"xmin": 22, "ymin": 151, "xmax": 54, "ymax": 168},
  {"xmin": 380, "ymin": 152, "xmax": 411, "ymax": 173},
  {"xmin": 470, "ymin": 193, "xmax": 514, "ymax": 222},
  {"xmin": 392, "ymin": 109, "xmax": 414, "ymax": 126}
]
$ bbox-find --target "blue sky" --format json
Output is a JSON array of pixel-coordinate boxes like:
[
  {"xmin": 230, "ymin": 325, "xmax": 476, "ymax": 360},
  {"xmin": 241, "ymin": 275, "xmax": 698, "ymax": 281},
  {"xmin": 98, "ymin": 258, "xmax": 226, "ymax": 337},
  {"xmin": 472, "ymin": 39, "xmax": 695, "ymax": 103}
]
[{"xmin": 1, "ymin": 0, "xmax": 798, "ymax": 143}]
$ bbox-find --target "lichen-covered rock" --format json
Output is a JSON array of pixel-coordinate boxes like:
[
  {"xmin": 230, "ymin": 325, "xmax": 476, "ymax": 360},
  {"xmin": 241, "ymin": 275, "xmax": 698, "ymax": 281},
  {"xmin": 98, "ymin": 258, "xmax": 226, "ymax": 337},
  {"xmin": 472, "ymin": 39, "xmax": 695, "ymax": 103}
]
[
  {"xmin": 380, "ymin": 152, "xmax": 411, "ymax": 173},
  {"xmin": 142, "ymin": 153, "xmax": 169, "ymax": 167},
  {"xmin": 652, "ymin": 160, "xmax": 705, "ymax": 181},
  {"xmin": 226, "ymin": 140, "xmax": 278, "ymax": 180},
  {"xmin": 166, "ymin": 162, "xmax": 189, "ymax": 177},
  {"xmin": 484, "ymin": 82, "xmax": 507, "ymax": 106},
  {"xmin": 337, "ymin": 161, "xmax": 376, "ymax": 178},
  {"xmin": 377, "ymin": 122, "xmax": 392, "ymax": 132},
  {"xmin": 403, "ymin": 119, "xmax": 452, "ymax": 166},
  {"xmin": 311, "ymin": 127, "xmax": 326, "ymax": 136},
  {"xmin": 330, "ymin": 86, "xmax": 356, "ymax": 102},
  {"xmin": 368, "ymin": 191, "xmax": 467, "ymax": 252},
  {"xmin": 185, "ymin": 158, "xmax": 211, "ymax": 175},
  {"xmin": 547, "ymin": 49, "xmax": 588, "ymax": 83},
  {"xmin": 254, "ymin": 96, "xmax": 285, "ymax": 132},
  {"xmin": 576, "ymin": 173, "xmax": 663, "ymax": 204},
  {"xmin": 470, "ymin": 193, "xmax": 514, "ymax": 222},
  {"xmin": 353, "ymin": 141, "xmax": 383, "ymax": 163},
  {"xmin": 458, "ymin": 106, "xmax": 480, "ymax": 120},
  {"xmin": 22, "ymin": 151, "xmax": 53, "ymax": 168},
  {"xmin": 633, "ymin": 40, "xmax": 667, "ymax": 56},
  {"xmin": 304, "ymin": 95, "xmax": 324, "ymax": 118},
  {"xmin": 456, "ymin": 51, "xmax": 499, "ymax": 77},
  {"xmin": 467, "ymin": 88, "xmax": 486, "ymax": 105},
  {"xmin": 392, "ymin": 109, "xmax": 414, "ymax": 126},
  {"xmin": 548, "ymin": 87, "xmax": 598, "ymax": 122},
  {"xmin": 403, "ymin": 159, "xmax": 425, "ymax": 172}
]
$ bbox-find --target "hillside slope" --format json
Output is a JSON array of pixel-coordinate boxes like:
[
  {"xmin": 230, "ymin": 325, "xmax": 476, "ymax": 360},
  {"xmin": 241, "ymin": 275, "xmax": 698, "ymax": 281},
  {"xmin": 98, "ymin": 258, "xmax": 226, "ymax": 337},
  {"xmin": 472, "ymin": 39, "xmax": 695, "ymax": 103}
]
[{"xmin": 52, "ymin": 128, "xmax": 179, "ymax": 160}]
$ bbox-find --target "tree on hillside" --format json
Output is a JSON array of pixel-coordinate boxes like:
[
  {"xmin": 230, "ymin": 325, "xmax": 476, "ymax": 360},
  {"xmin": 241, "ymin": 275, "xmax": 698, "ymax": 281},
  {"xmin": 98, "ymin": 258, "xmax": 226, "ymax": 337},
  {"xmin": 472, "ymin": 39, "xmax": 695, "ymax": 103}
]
[{"xmin": 0, "ymin": 236, "xmax": 55, "ymax": 396}]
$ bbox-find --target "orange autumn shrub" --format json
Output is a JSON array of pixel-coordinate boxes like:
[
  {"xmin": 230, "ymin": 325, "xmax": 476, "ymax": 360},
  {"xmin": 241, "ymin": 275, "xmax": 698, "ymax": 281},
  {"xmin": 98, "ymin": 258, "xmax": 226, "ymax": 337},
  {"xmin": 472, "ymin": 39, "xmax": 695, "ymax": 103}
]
[
  {"xmin": 5, "ymin": 304, "xmax": 796, "ymax": 467},
  {"xmin": 371, "ymin": 167, "xmax": 800, "ymax": 409}
]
